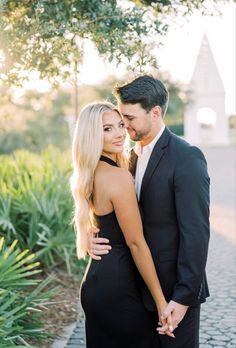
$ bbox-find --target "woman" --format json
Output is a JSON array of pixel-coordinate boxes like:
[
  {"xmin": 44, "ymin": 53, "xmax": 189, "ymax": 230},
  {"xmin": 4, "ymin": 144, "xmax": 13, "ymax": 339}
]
[{"xmin": 70, "ymin": 101, "xmax": 173, "ymax": 347}]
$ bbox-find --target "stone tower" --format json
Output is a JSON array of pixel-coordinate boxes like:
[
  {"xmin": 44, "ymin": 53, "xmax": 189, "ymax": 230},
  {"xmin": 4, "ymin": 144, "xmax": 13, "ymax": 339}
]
[{"xmin": 184, "ymin": 35, "xmax": 229, "ymax": 145}]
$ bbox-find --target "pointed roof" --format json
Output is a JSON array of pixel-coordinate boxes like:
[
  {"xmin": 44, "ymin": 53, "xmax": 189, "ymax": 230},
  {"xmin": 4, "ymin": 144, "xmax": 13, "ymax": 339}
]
[{"xmin": 190, "ymin": 34, "xmax": 225, "ymax": 95}]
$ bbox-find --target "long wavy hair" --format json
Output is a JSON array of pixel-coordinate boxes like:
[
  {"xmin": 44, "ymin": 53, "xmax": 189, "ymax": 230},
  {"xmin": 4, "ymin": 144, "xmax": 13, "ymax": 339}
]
[{"xmin": 70, "ymin": 101, "xmax": 128, "ymax": 259}]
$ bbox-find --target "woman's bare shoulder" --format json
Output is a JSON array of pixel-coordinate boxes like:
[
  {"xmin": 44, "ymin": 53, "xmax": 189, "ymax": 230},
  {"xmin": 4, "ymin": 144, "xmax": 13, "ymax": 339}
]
[
  {"xmin": 110, "ymin": 166, "xmax": 133, "ymax": 181},
  {"xmin": 95, "ymin": 164, "xmax": 133, "ymax": 189},
  {"xmin": 109, "ymin": 167, "xmax": 134, "ymax": 195}
]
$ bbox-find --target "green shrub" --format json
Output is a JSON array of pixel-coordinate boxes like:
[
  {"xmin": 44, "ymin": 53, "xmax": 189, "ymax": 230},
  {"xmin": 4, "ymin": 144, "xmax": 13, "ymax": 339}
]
[
  {"xmin": 0, "ymin": 237, "xmax": 58, "ymax": 347},
  {"xmin": 0, "ymin": 146, "xmax": 85, "ymax": 275}
]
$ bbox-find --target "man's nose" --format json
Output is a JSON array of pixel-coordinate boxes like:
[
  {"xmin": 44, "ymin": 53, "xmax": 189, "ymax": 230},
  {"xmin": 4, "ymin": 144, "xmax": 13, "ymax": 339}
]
[{"xmin": 123, "ymin": 119, "xmax": 129, "ymax": 129}]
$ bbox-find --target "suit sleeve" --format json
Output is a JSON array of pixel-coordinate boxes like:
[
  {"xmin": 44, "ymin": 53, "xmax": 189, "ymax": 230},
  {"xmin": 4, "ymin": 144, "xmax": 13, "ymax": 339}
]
[{"xmin": 171, "ymin": 146, "xmax": 210, "ymax": 305}]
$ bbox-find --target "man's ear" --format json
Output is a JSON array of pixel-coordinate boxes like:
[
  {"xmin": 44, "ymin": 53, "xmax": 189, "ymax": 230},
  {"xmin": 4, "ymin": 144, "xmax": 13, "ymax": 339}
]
[{"xmin": 151, "ymin": 105, "xmax": 162, "ymax": 120}]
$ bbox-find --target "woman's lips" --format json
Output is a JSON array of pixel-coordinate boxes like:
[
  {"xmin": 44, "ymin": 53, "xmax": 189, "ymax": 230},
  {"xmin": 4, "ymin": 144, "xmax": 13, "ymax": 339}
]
[{"xmin": 113, "ymin": 141, "xmax": 124, "ymax": 146}]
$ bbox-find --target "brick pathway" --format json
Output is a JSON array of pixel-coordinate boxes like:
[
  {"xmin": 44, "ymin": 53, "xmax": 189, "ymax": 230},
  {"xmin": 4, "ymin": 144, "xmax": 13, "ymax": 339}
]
[
  {"xmin": 199, "ymin": 231, "xmax": 236, "ymax": 347},
  {"xmin": 64, "ymin": 146, "xmax": 236, "ymax": 348}
]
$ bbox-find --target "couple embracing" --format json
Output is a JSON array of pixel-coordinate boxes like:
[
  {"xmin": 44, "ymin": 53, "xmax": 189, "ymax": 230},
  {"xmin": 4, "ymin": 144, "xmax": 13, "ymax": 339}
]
[{"xmin": 70, "ymin": 75, "xmax": 210, "ymax": 348}]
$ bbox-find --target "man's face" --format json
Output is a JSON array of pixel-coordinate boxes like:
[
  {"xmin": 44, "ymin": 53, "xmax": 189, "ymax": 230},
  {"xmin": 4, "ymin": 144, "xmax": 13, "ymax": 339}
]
[{"xmin": 118, "ymin": 103, "xmax": 152, "ymax": 142}]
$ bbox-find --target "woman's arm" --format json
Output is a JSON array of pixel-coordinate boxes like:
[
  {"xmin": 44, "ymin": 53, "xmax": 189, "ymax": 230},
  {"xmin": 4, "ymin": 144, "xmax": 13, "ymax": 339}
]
[{"xmin": 110, "ymin": 169, "xmax": 171, "ymax": 329}]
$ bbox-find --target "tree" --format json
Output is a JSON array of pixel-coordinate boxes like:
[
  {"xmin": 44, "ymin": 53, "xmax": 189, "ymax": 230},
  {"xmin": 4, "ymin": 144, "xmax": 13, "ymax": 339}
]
[{"xmin": 0, "ymin": 0, "xmax": 226, "ymax": 85}]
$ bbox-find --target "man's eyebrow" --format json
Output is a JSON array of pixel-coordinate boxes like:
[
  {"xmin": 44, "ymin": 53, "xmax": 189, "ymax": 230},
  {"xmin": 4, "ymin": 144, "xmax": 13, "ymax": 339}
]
[{"xmin": 123, "ymin": 114, "xmax": 136, "ymax": 118}]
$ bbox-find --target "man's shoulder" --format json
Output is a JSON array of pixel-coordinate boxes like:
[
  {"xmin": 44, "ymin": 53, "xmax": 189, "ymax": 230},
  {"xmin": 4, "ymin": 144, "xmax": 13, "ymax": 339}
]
[
  {"xmin": 166, "ymin": 132, "xmax": 207, "ymax": 170},
  {"xmin": 169, "ymin": 131, "xmax": 190, "ymax": 149},
  {"xmin": 169, "ymin": 131, "xmax": 205, "ymax": 158}
]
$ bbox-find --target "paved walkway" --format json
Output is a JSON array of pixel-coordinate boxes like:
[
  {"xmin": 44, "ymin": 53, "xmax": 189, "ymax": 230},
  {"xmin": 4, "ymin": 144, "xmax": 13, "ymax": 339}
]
[{"xmin": 62, "ymin": 146, "xmax": 236, "ymax": 348}]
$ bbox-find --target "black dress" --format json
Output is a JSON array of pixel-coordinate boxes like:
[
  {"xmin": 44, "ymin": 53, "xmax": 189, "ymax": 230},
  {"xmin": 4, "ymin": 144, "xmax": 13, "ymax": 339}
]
[{"xmin": 80, "ymin": 156, "xmax": 158, "ymax": 348}]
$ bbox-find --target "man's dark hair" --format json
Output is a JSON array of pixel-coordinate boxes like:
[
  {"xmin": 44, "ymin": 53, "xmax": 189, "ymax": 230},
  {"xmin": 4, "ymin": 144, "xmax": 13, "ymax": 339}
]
[{"xmin": 113, "ymin": 75, "xmax": 169, "ymax": 117}]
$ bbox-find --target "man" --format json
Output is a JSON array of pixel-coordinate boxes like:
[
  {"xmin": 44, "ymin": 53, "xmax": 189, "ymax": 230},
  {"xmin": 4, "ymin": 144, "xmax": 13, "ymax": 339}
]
[{"xmin": 90, "ymin": 75, "xmax": 210, "ymax": 347}]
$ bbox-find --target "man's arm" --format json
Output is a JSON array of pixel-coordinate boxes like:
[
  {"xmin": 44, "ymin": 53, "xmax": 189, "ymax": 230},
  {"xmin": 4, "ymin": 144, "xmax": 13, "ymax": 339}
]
[
  {"xmin": 158, "ymin": 146, "xmax": 210, "ymax": 331},
  {"xmin": 172, "ymin": 146, "xmax": 210, "ymax": 305}
]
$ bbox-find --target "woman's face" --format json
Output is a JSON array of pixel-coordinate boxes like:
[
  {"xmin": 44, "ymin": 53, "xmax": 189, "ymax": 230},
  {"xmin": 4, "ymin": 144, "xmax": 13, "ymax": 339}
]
[{"xmin": 102, "ymin": 110, "xmax": 126, "ymax": 158}]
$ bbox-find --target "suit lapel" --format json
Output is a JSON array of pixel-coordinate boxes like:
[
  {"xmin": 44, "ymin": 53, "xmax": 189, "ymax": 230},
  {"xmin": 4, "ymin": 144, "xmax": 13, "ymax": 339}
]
[{"xmin": 140, "ymin": 127, "xmax": 172, "ymax": 201}]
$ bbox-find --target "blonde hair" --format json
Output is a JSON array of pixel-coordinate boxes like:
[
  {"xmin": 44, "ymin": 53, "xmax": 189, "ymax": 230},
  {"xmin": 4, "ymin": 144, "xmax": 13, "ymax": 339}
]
[{"xmin": 70, "ymin": 101, "xmax": 128, "ymax": 259}]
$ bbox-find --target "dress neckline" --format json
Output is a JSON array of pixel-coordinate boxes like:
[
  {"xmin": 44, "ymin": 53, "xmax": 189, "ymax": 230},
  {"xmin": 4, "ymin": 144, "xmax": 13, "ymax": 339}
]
[
  {"xmin": 100, "ymin": 155, "xmax": 118, "ymax": 167},
  {"xmin": 94, "ymin": 210, "xmax": 115, "ymax": 218}
]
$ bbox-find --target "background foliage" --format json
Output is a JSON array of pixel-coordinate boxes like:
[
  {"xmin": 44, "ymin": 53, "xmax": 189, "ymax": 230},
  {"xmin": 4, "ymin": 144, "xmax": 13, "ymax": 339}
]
[
  {"xmin": 0, "ymin": 146, "xmax": 87, "ymax": 275},
  {"xmin": 0, "ymin": 87, "xmax": 71, "ymax": 154},
  {"xmin": 0, "ymin": 237, "xmax": 58, "ymax": 346}
]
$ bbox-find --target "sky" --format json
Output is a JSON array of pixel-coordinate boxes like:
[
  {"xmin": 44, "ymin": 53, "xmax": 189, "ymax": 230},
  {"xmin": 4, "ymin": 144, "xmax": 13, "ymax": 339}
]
[{"xmin": 78, "ymin": 2, "xmax": 236, "ymax": 115}]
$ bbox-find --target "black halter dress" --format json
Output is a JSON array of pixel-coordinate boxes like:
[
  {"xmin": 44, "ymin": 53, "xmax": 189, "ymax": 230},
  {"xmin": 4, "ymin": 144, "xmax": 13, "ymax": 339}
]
[{"xmin": 80, "ymin": 155, "xmax": 158, "ymax": 348}]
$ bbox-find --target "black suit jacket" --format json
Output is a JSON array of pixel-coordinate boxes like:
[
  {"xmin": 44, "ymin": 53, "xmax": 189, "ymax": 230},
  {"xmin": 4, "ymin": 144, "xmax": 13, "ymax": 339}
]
[{"xmin": 130, "ymin": 128, "xmax": 210, "ymax": 311}]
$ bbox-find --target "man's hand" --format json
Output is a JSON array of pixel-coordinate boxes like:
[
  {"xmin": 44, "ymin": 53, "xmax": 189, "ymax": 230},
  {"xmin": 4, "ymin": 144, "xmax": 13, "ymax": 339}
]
[
  {"xmin": 157, "ymin": 300, "xmax": 189, "ymax": 333},
  {"xmin": 88, "ymin": 227, "xmax": 112, "ymax": 260}
]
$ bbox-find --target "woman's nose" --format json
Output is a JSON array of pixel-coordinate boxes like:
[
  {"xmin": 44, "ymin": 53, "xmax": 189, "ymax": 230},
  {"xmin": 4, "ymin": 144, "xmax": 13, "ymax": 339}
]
[{"xmin": 115, "ymin": 127, "xmax": 125, "ymax": 137}]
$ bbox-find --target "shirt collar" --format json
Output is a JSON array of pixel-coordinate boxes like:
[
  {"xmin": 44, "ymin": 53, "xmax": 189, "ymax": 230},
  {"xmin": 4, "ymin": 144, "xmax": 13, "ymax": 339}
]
[{"xmin": 134, "ymin": 125, "xmax": 165, "ymax": 157}]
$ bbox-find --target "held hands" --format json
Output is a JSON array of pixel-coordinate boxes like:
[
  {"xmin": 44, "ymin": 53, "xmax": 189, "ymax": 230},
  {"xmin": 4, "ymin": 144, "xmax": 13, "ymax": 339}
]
[
  {"xmin": 157, "ymin": 300, "xmax": 189, "ymax": 336},
  {"xmin": 156, "ymin": 300, "xmax": 175, "ymax": 338},
  {"xmin": 88, "ymin": 227, "xmax": 111, "ymax": 260}
]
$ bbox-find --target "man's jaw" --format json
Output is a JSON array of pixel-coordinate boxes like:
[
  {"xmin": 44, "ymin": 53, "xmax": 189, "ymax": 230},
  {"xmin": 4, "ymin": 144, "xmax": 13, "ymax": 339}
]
[{"xmin": 127, "ymin": 128, "xmax": 137, "ymax": 140}]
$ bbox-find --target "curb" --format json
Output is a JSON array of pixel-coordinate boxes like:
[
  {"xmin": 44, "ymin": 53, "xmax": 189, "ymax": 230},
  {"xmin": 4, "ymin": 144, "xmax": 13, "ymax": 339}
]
[
  {"xmin": 51, "ymin": 322, "xmax": 77, "ymax": 348},
  {"xmin": 51, "ymin": 301, "xmax": 86, "ymax": 348}
]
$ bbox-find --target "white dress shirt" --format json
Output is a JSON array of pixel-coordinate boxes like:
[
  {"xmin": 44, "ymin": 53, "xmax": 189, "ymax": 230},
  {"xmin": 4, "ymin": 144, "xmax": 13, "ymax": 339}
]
[{"xmin": 134, "ymin": 125, "xmax": 165, "ymax": 200}]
